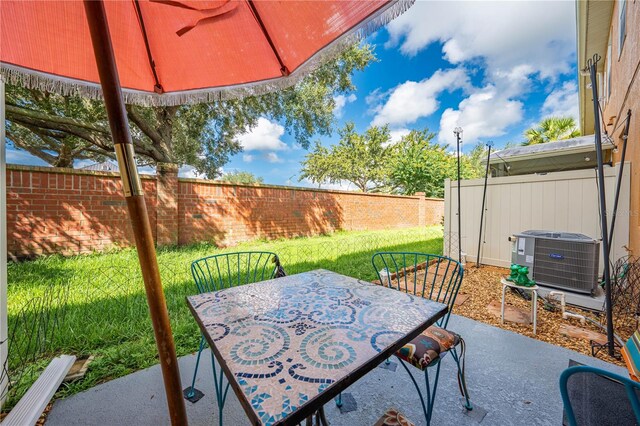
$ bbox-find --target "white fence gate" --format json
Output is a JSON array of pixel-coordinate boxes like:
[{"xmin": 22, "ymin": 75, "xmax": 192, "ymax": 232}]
[{"xmin": 444, "ymin": 163, "xmax": 630, "ymax": 274}]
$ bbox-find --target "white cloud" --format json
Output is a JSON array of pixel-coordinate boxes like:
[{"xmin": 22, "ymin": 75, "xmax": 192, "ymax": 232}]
[
  {"xmin": 178, "ymin": 166, "xmax": 203, "ymax": 178},
  {"xmin": 242, "ymin": 154, "xmax": 254, "ymax": 163},
  {"xmin": 366, "ymin": 88, "xmax": 386, "ymax": 107},
  {"xmin": 299, "ymin": 178, "xmax": 356, "ymax": 192},
  {"xmin": 333, "ymin": 93, "xmax": 357, "ymax": 117},
  {"xmin": 438, "ymin": 85, "xmax": 524, "ymax": 146},
  {"xmin": 390, "ymin": 128, "xmax": 411, "ymax": 144},
  {"xmin": 264, "ymin": 152, "xmax": 283, "ymax": 163},
  {"xmin": 541, "ymin": 81, "xmax": 579, "ymax": 120},
  {"xmin": 490, "ymin": 64, "xmax": 536, "ymax": 97},
  {"xmin": 371, "ymin": 68, "xmax": 470, "ymax": 126},
  {"xmin": 138, "ymin": 166, "xmax": 156, "ymax": 175},
  {"xmin": 236, "ymin": 117, "xmax": 288, "ymax": 151},
  {"xmin": 386, "ymin": 0, "xmax": 576, "ymax": 79},
  {"xmin": 380, "ymin": 1, "xmax": 576, "ymax": 147}
]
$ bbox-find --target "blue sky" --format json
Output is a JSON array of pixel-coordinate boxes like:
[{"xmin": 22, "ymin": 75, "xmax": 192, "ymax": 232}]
[
  {"xmin": 6, "ymin": 1, "xmax": 580, "ymax": 190},
  {"xmin": 224, "ymin": 0, "xmax": 580, "ymax": 189}
]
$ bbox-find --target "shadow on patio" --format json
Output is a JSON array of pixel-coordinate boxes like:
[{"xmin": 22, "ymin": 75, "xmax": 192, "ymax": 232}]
[{"xmin": 46, "ymin": 314, "xmax": 624, "ymax": 426}]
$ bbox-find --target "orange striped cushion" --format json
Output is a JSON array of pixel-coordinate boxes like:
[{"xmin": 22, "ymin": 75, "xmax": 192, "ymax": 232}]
[{"xmin": 622, "ymin": 330, "xmax": 640, "ymax": 382}]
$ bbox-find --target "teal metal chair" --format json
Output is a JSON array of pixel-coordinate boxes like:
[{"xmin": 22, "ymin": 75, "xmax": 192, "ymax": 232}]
[
  {"xmin": 370, "ymin": 252, "xmax": 471, "ymax": 425},
  {"xmin": 560, "ymin": 365, "xmax": 640, "ymax": 426},
  {"xmin": 183, "ymin": 251, "xmax": 285, "ymax": 414}
]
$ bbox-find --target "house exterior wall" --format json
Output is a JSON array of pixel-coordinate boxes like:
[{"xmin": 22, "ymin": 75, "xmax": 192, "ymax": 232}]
[
  {"xmin": 600, "ymin": 0, "xmax": 640, "ymax": 256},
  {"xmin": 444, "ymin": 165, "xmax": 630, "ymax": 272},
  {"xmin": 5, "ymin": 164, "xmax": 444, "ymax": 259}
]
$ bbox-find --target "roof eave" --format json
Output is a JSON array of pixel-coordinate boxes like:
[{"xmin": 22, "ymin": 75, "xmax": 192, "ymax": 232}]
[
  {"xmin": 487, "ymin": 140, "xmax": 614, "ymax": 164},
  {"xmin": 577, "ymin": 0, "xmax": 614, "ymax": 135}
]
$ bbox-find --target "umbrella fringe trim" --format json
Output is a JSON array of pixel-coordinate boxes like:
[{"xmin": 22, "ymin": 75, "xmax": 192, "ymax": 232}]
[{"xmin": 0, "ymin": 0, "xmax": 414, "ymax": 107}]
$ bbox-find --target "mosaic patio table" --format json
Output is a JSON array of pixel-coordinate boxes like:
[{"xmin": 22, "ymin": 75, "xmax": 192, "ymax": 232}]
[{"xmin": 186, "ymin": 269, "xmax": 447, "ymax": 426}]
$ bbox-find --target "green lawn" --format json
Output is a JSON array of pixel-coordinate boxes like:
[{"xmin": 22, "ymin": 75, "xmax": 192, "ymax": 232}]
[{"xmin": 5, "ymin": 226, "xmax": 442, "ymax": 408}]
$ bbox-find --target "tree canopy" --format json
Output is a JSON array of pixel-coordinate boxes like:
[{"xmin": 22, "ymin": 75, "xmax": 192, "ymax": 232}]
[
  {"xmin": 218, "ymin": 171, "xmax": 264, "ymax": 185},
  {"xmin": 523, "ymin": 116, "xmax": 580, "ymax": 145},
  {"xmin": 299, "ymin": 122, "xmax": 391, "ymax": 192},
  {"xmin": 300, "ymin": 125, "xmax": 485, "ymax": 197},
  {"xmin": 388, "ymin": 130, "xmax": 484, "ymax": 197},
  {"xmin": 5, "ymin": 44, "xmax": 374, "ymax": 177}
]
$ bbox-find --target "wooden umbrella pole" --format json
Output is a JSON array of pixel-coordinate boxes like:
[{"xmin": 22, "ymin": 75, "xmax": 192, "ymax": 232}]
[{"xmin": 83, "ymin": 1, "xmax": 188, "ymax": 424}]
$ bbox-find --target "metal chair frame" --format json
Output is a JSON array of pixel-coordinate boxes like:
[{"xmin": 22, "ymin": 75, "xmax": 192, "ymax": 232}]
[
  {"xmin": 183, "ymin": 251, "xmax": 284, "ymax": 425},
  {"xmin": 559, "ymin": 365, "xmax": 640, "ymax": 426},
  {"xmin": 366, "ymin": 252, "xmax": 472, "ymax": 425}
]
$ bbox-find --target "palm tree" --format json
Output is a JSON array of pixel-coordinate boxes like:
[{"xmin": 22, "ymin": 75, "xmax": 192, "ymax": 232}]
[{"xmin": 523, "ymin": 116, "xmax": 581, "ymax": 145}]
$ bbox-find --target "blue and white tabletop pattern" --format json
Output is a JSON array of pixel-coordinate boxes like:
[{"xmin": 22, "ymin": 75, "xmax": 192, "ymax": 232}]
[{"xmin": 187, "ymin": 269, "xmax": 446, "ymax": 425}]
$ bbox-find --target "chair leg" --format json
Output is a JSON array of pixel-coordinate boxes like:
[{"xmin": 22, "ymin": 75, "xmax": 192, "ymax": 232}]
[
  {"xmin": 318, "ymin": 407, "xmax": 329, "ymax": 426},
  {"xmin": 335, "ymin": 392, "xmax": 343, "ymax": 408},
  {"xmin": 451, "ymin": 342, "xmax": 473, "ymax": 410},
  {"xmin": 185, "ymin": 335, "xmax": 206, "ymax": 399},
  {"xmin": 398, "ymin": 357, "xmax": 440, "ymax": 425},
  {"xmin": 211, "ymin": 352, "xmax": 231, "ymax": 426},
  {"xmin": 426, "ymin": 361, "xmax": 442, "ymax": 425}
]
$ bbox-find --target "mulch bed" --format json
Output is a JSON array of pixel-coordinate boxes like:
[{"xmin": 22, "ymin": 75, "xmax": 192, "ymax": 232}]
[{"xmin": 393, "ymin": 261, "xmax": 627, "ymax": 367}]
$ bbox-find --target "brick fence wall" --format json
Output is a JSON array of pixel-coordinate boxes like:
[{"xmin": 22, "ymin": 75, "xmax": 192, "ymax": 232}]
[{"xmin": 5, "ymin": 164, "xmax": 444, "ymax": 259}]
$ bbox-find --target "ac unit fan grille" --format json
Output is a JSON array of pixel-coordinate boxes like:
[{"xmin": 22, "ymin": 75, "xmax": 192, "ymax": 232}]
[{"xmin": 532, "ymin": 239, "xmax": 599, "ymax": 294}]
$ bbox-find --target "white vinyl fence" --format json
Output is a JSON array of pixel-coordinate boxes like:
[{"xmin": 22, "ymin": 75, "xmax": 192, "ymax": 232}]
[{"xmin": 444, "ymin": 163, "xmax": 630, "ymax": 274}]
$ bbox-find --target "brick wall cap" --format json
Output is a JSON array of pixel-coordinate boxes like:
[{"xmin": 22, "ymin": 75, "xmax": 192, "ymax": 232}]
[
  {"xmin": 7, "ymin": 164, "xmax": 156, "ymax": 179},
  {"xmin": 178, "ymin": 177, "xmax": 444, "ymax": 201},
  {"xmin": 6, "ymin": 164, "xmax": 444, "ymax": 201}
]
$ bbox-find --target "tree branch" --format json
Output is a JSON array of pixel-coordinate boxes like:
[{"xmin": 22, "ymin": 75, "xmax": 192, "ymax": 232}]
[
  {"xmin": 6, "ymin": 129, "xmax": 59, "ymax": 165},
  {"xmin": 6, "ymin": 104, "xmax": 159, "ymax": 162},
  {"xmin": 125, "ymin": 105, "xmax": 171, "ymax": 162},
  {"xmin": 6, "ymin": 104, "xmax": 110, "ymax": 135},
  {"xmin": 6, "ymin": 105, "xmax": 113, "ymax": 151}
]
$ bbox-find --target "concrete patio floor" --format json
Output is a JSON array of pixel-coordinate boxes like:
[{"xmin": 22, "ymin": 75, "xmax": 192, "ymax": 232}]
[{"xmin": 47, "ymin": 314, "xmax": 625, "ymax": 426}]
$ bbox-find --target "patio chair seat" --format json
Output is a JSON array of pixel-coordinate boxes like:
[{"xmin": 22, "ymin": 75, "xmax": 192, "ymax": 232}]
[
  {"xmin": 365, "ymin": 252, "xmax": 471, "ymax": 425},
  {"xmin": 396, "ymin": 326, "xmax": 461, "ymax": 370}
]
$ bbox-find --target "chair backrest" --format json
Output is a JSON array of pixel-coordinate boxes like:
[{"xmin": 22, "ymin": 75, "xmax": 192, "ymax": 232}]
[
  {"xmin": 191, "ymin": 251, "xmax": 285, "ymax": 293},
  {"xmin": 371, "ymin": 252, "xmax": 464, "ymax": 328},
  {"xmin": 559, "ymin": 365, "xmax": 640, "ymax": 426}
]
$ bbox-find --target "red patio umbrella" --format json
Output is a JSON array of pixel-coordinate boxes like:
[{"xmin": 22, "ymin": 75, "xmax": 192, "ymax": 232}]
[{"xmin": 0, "ymin": 0, "xmax": 414, "ymax": 423}]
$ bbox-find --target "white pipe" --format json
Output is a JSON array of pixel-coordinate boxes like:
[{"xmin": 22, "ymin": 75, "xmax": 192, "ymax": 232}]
[
  {"xmin": 0, "ymin": 79, "xmax": 8, "ymax": 408},
  {"xmin": 548, "ymin": 291, "xmax": 586, "ymax": 324}
]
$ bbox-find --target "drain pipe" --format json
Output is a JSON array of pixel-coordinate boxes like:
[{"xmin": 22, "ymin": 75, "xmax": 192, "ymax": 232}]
[
  {"xmin": 548, "ymin": 291, "xmax": 586, "ymax": 324},
  {"xmin": 546, "ymin": 291, "xmax": 625, "ymax": 347}
]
